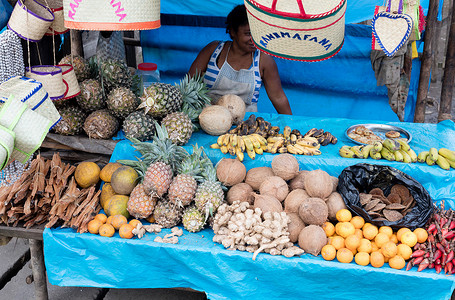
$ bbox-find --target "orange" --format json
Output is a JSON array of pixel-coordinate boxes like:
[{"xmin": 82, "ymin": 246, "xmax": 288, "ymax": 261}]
[
  {"xmin": 390, "ymin": 233, "xmax": 399, "ymax": 244},
  {"xmin": 362, "ymin": 222, "xmax": 373, "ymax": 231},
  {"xmin": 350, "ymin": 216, "xmax": 365, "ymax": 229},
  {"xmin": 74, "ymin": 162, "xmax": 100, "ymax": 188},
  {"xmin": 384, "ymin": 256, "xmax": 390, "ymax": 263},
  {"xmin": 413, "ymin": 228, "xmax": 429, "ymax": 243},
  {"xmin": 388, "ymin": 255, "xmax": 406, "ymax": 270},
  {"xmin": 100, "ymin": 183, "xmax": 117, "ymax": 209},
  {"xmin": 397, "ymin": 228, "xmax": 411, "ymax": 242},
  {"xmin": 330, "ymin": 236, "xmax": 345, "ymax": 250},
  {"xmin": 381, "ymin": 241, "xmax": 398, "ymax": 258},
  {"xmin": 336, "ymin": 248, "xmax": 354, "ymax": 263},
  {"xmin": 322, "ymin": 222, "xmax": 336, "ymax": 237},
  {"xmin": 336, "ymin": 209, "xmax": 352, "ymax": 222},
  {"xmin": 321, "ymin": 245, "xmax": 337, "ymax": 261},
  {"xmin": 354, "ymin": 229, "xmax": 363, "ymax": 240},
  {"xmin": 349, "ymin": 248, "xmax": 358, "ymax": 256},
  {"xmin": 370, "ymin": 251, "xmax": 385, "ymax": 268},
  {"xmin": 119, "ymin": 224, "xmax": 134, "ymax": 239},
  {"xmin": 99, "ymin": 223, "xmax": 115, "ymax": 237},
  {"xmin": 129, "ymin": 219, "xmax": 142, "ymax": 229},
  {"xmin": 374, "ymin": 233, "xmax": 390, "ymax": 248},
  {"xmin": 357, "ymin": 239, "xmax": 372, "ymax": 253},
  {"xmin": 335, "ymin": 222, "xmax": 355, "ymax": 238},
  {"xmin": 111, "ymin": 215, "xmax": 128, "ymax": 230},
  {"xmin": 401, "ymin": 231, "xmax": 418, "ymax": 247},
  {"xmin": 371, "ymin": 242, "xmax": 379, "ymax": 252},
  {"xmin": 106, "ymin": 215, "xmax": 114, "ymax": 225},
  {"xmin": 100, "ymin": 162, "xmax": 122, "ymax": 182},
  {"xmin": 105, "ymin": 195, "xmax": 130, "ymax": 218},
  {"xmin": 146, "ymin": 214, "xmax": 156, "ymax": 223},
  {"xmin": 379, "ymin": 226, "xmax": 393, "ymax": 238},
  {"xmin": 88, "ymin": 219, "xmax": 103, "ymax": 234},
  {"xmin": 94, "ymin": 213, "xmax": 107, "ymax": 224},
  {"xmin": 355, "ymin": 252, "xmax": 370, "ymax": 266},
  {"xmin": 345, "ymin": 234, "xmax": 361, "ymax": 251},
  {"xmin": 397, "ymin": 244, "xmax": 412, "ymax": 260},
  {"xmin": 363, "ymin": 225, "xmax": 379, "ymax": 240}
]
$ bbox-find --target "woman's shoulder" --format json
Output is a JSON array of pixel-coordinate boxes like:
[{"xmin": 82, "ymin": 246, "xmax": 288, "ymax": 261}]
[
  {"xmin": 201, "ymin": 41, "xmax": 224, "ymax": 53},
  {"xmin": 258, "ymin": 50, "xmax": 277, "ymax": 69}
]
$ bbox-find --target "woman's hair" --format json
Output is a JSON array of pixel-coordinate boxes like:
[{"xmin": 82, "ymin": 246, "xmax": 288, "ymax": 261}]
[{"xmin": 226, "ymin": 5, "xmax": 248, "ymax": 37}]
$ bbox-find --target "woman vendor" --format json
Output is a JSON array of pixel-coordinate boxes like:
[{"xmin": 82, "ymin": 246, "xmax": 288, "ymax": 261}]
[{"xmin": 189, "ymin": 5, "xmax": 292, "ymax": 115}]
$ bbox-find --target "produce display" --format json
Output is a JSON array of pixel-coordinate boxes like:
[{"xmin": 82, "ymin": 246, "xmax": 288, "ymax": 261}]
[
  {"xmin": 339, "ymin": 138, "xmax": 417, "ymax": 162},
  {"xmin": 417, "ymin": 148, "xmax": 455, "ymax": 170}
]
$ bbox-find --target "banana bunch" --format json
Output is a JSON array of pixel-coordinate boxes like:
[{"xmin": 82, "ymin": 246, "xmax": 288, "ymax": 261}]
[
  {"xmin": 303, "ymin": 128, "xmax": 338, "ymax": 146},
  {"xmin": 417, "ymin": 148, "xmax": 455, "ymax": 170},
  {"xmin": 210, "ymin": 133, "xmax": 267, "ymax": 161},
  {"xmin": 339, "ymin": 138, "xmax": 417, "ymax": 163},
  {"xmin": 266, "ymin": 126, "xmax": 322, "ymax": 156}
]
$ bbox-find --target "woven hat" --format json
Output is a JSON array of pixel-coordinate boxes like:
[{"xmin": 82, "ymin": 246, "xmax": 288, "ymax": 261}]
[
  {"xmin": 245, "ymin": 0, "xmax": 346, "ymax": 62},
  {"xmin": 62, "ymin": 0, "xmax": 160, "ymax": 31},
  {"xmin": 46, "ymin": 7, "xmax": 69, "ymax": 35},
  {"xmin": 7, "ymin": 0, "xmax": 55, "ymax": 42},
  {"xmin": 0, "ymin": 126, "xmax": 15, "ymax": 170},
  {"xmin": 25, "ymin": 65, "xmax": 68, "ymax": 101},
  {"xmin": 58, "ymin": 64, "xmax": 80, "ymax": 101}
]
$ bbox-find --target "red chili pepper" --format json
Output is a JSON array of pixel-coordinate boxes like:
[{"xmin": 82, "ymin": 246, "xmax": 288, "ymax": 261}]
[
  {"xmin": 437, "ymin": 243, "xmax": 446, "ymax": 253},
  {"xmin": 434, "ymin": 249, "xmax": 442, "ymax": 261},
  {"xmin": 442, "ymin": 253, "xmax": 447, "ymax": 265},
  {"xmin": 441, "ymin": 218, "xmax": 448, "ymax": 228},
  {"xmin": 406, "ymin": 260, "xmax": 414, "ymax": 271},
  {"xmin": 442, "ymin": 228, "xmax": 449, "ymax": 237},
  {"xmin": 413, "ymin": 256, "xmax": 424, "ymax": 265},
  {"xmin": 435, "ymin": 264, "xmax": 443, "ymax": 274},
  {"xmin": 428, "ymin": 234, "xmax": 435, "ymax": 243},
  {"xmin": 442, "ymin": 239, "xmax": 449, "ymax": 248},
  {"xmin": 446, "ymin": 251, "xmax": 454, "ymax": 264},
  {"xmin": 434, "ymin": 214, "xmax": 441, "ymax": 223},
  {"xmin": 410, "ymin": 249, "xmax": 426, "ymax": 258},
  {"xmin": 428, "ymin": 224, "xmax": 437, "ymax": 233},
  {"xmin": 444, "ymin": 231, "xmax": 455, "ymax": 240},
  {"xmin": 436, "ymin": 258, "xmax": 441, "ymax": 265},
  {"xmin": 418, "ymin": 259, "xmax": 430, "ymax": 272},
  {"xmin": 447, "ymin": 262, "xmax": 453, "ymax": 274},
  {"xmin": 449, "ymin": 221, "xmax": 455, "ymax": 230}
]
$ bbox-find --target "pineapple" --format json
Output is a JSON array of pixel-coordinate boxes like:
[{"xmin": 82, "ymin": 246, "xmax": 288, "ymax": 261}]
[
  {"xmin": 143, "ymin": 161, "xmax": 173, "ymax": 197},
  {"xmin": 168, "ymin": 145, "xmax": 205, "ymax": 207},
  {"xmin": 194, "ymin": 157, "xmax": 225, "ymax": 217},
  {"xmin": 161, "ymin": 111, "xmax": 193, "ymax": 145},
  {"xmin": 182, "ymin": 206, "xmax": 205, "ymax": 232},
  {"xmin": 98, "ymin": 58, "xmax": 132, "ymax": 92},
  {"xmin": 137, "ymin": 83, "xmax": 182, "ymax": 118},
  {"xmin": 106, "ymin": 87, "xmax": 139, "ymax": 119},
  {"xmin": 122, "ymin": 111, "xmax": 156, "ymax": 141},
  {"xmin": 153, "ymin": 199, "xmax": 183, "ymax": 228},
  {"xmin": 178, "ymin": 72, "xmax": 212, "ymax": 113},
  {"xmin": 83, "ymin": 109, "xmax": 119, "ymax": 139},
  {"xmin": 77, "ymin": 79, "xmax": 105, "ymax": 112},
  {"xmin": 127, "ymin": 183, "xmax": 157, "ymax": 219},
  {"xmin": 53, "ymin": 104, "xmax": 86, "ymax": 135},
  {"xmin": 59, "ymin": 54, "xmax": 90, "ymax": 81}
]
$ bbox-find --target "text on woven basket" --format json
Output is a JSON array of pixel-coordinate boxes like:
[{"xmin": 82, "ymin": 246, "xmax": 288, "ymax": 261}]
[
  {"xmin": 259, "ymin": 32, "xmax": 332, "ymax": 51},
  {"xmin": 67, "ymin": 0, "xmax": 127, "ymax": 22}
]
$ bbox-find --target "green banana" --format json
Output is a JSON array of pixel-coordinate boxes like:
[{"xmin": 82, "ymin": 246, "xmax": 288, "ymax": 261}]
[
  {"xmin": 382, "ymin": 138, "xmax": 401, "ymax": 152},
  {"xmin": 394, "ymin": 150, "xmax": 404, "ymax": 162},
  {"xmin": 447, "ymin": 158, "xmax": 455, "ymax": 169},
  {"xmin": 380, "ymin": 148, "xmax": 395, "ymax": 161},
  {"xmin": 399, "ymin": 149, "xmax": 412, "ymax": 163},
  {"xmin": 369, "ymin": 148, "xmax": 382, "ymax": 160},
  {"xmin": 417, "ymin": 151, "xmax": 429, "ymax": 163},
  {"xmin": 439, "ymin": 148, "xmax": 455, "ymax": 162},
  {"xmin": 372, "ymin": 141, "xmax": 383, "ymax": 153},
  {"xmin": 404, "ymin": 148, "xmax": 418, "ymax": 163},
  {"xmin": 339, "ymin": 146, "xmax": 355, "ymax": 158},
  {"xmin": 429, "ymin": 148, "xmax": 439, "ymax": 161},
  {"xmin": 436, "ymin": 156, "xmax": 450, "ymax": 170},
  {"xmin": 351, "ymin": 146, "xmax": 364, "ymax": 159},
  {"xmin": 397, "ymin": 138, "xmax": 411, "ymax": 152},
  {"xmin": 361, "ymin": 145, "xmax": 374, "ymax": 159},
  {"xmin": 426, "ymin": 155, "xmax": 436, "ymax": 166}
]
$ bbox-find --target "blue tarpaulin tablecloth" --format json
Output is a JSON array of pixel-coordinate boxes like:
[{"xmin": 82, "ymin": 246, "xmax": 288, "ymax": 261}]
[{"xmin": 44, "ymin": 113, "xmax": 455, "ymax": 299}]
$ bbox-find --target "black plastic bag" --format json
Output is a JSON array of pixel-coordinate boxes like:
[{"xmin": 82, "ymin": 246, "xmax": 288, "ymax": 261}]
[{"xmin": 337, "ymin": 163, "xmax": 433, "ymax": 230}]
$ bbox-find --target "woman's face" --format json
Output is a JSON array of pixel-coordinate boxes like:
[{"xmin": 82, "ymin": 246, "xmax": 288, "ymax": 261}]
[{"xmin": 232, "ymin": 24, "xmax": 256, "ymax": 53}]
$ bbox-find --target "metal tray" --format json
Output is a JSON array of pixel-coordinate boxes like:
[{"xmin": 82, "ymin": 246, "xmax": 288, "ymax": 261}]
[{"xmin": 345, "ymin": 124, "xmax": 412, "ymax": 145}]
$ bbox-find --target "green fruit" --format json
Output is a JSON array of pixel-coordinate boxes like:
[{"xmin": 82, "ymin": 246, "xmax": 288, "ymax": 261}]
[
  {"xmin": 382, "ymin": 138, "xmax": 401, "ymax": 152},
  {"xmin": 380, "ymin": 148, "xmax": 395, "ymax": 161},
  {"xmin": 110, "ymin": 166, "xmax": 139, "ymax": 195},
  {"xmin": 417, "ymin": 151, "xmax": 429, "ymax": 163},
  {"xmin": 429, "ymin": 148, "xmax": 439, "ymax": 162},
  {"xmin": 436, "ymin": 156, "xmax": 450, "ymax": 170},
  {"xmin": 439, "ymin": 148, "xmax": 455, "ymax": 162}
]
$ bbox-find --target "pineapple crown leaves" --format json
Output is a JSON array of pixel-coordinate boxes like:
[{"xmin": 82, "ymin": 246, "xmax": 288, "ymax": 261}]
[
  {"xmin": 116, "ymin": 157, "xmax": 148, "ymax": 181},
  {"xmin": 178, "ymin": 144, "xmax": 206, "ymax": 182},
  {"xmin": 178, "ymin": 71, "xmax": 212, "ymax": 112},
  {"xmin": 200, "ymin": 148, "xmax": 227, "ymax": 191}
]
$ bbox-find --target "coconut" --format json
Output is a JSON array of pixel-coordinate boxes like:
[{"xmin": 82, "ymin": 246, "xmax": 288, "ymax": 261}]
[
  {"xmin": 303, "ymin": 169, "xmax": 333, "ymax": 199},
  {"xmin": 216, "ymin": 94, "xmax": 246, "ymax": 125},
  {"xmin": 298, "ymin": 225, "xmax": 327, "ymax": 256},
  {"xmin": 227, "ymin": 183, "xmax": 254, "ymax": 205},
  {"xmin": 298, "ymin": 197, "xmax": 328, "ymax": 226},
  {"xmin": 253, "ymin": 194, "xmax": 283, "ymax": 215},
  {"xmin": 326, "ymin": 192, "xmax": 347, "ymax": 221},
  {"xmin": 331, "ymin": 176, "xmax": 339, "ymax": 192},
  {"xmin": 289, "ymin": 170, "xmax": 308, "ymax": 190},
  {"xmin": 287, "ymin": 213, "xmax": 305, "ymax": 243},
  {"xmin": 284, "ymin": 189, "xmax": 310, "ymax": 213},
  {"xmin": 271, "ymin": 154, "xmax": 299, "ymax": 181},
  {"xmin": 216, "ymin": 158, "xmax": 246, "ymax": 186},
  {"xmin": 198, "ymin": 105, "xmax": 233, "ymax": 135},
  {"xmin": 259, "ymin": 176, "xmax": 289, "ymax": 202},
  {"xmin": 245, "ymin": 167, "xmax": 274, "ymax": 190}
]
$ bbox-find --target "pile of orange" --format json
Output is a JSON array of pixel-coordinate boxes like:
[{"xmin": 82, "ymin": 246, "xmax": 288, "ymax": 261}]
[
  {"xmin": 88, "ymin": 213, "xmax": 141, "ymax": 239},
  {"xmin": 321, "ymin": 209, "xmax": 428, "ymax": 269}
]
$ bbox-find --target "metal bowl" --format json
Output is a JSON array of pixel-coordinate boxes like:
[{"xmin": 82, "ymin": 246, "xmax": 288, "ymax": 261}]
[{"xmin": 345, "ymin": 124, "xmax": 412, "ymax": 145}]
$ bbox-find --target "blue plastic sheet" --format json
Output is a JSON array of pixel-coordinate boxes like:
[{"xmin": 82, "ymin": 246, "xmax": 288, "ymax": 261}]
[{"xmin": 0, "ymin": 0, "xmax": 13, "ymax": 29}]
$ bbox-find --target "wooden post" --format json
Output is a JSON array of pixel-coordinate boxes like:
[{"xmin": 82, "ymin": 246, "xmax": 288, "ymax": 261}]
[
  {"xmin": 414, "ymin": 0, "xmax": 440, "ymax": 122},
  {"xmin": 70, "ymin": 30, "xmax": 84, "ymax": 57},
  {"xmin": 29, "ymin": 239, "xmax": 48, "ymax": 300},
  {"xmin": 438, "ymin": 0, "xmax": 455, "ymax": 122}
]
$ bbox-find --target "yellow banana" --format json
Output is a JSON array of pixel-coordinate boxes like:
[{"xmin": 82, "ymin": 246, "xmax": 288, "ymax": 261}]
[
  {"xmin": 394, "ymin": 150, "xmax": 404, "ymax": 162},
  {"xmin": 380, "ymin": 148, "xmax": 395, "ymax": 161},
  {"xmin": 254, "ymin": 147, "xmax": 263, "ymax": 155},
  {"xmin": 261, "ymin": 144, "xmax": 267, "ymax": 151},
  {"xmin": 361, "ymin": 145, "xmax": 374, "ymax": 159},
  {"xmin": 290, "ymin": 134, "xmax": 297, "ymax": 145},
  {"xmin": 220, "ymin": 145, "xmax": 228, "ymax": 154},
  {"xmin": 382, "ymin": 138, "xmax": 401, "ymax": 152},
  {"xmin": 267, "ymin": 136, "xmax": 284, "ymax": 143},
  {"xmin": 283, "ymin": 126, "xmax": 291, "ymax": 139},
  {"xmin": 294, "ymin": 144, "xmax": 313, "ymax": 156},
  {"xmin": 369, "ymin": 148, "xmax": 382, "ymax": 160},
  {"xmin": 446, "ymin": 158, "xmax": 455, "ymax": 169},
  {"xmin": 236, "ymin": 147, "xmax": 244, "ymax": 162},
  {"xmin": 339, "ymin": 146, "xmax": 355, "ymax": 158},
  {"xmin": 436, "ymin": 155, "xmax": 450, "ymax": 170},
  {"xmin": 222, "ymin": 134, "xmax": 231, "ymax": 147},
  {"xmin": 228, "ymin": 142, "xmax": 236, "ymax": 156},
  {"xmin": 429, "ymin": 148, "xmax": 439, "ymax": 161},
  {"xmin": 296, "ymin": 138, "xmax": 319, "ymax": 148},
  {"xmin": 403, "ymin": 148, "xmax": 418, "ymax": 163},
  {"xmin": 238, "ymin": 137, "xmax": 246, "ymax": 152},
  {"xmin": 246, "ymin": 148, "xmax": 256, "ymax": 160},
  {"xmin": 230, "ymin": 134, "xmax": 238, "ymax": 147},
  {"xmin": 306, "ymin": 147, "xmax": 322, "ymax": 155},
  {"xmin": 398, "ymin": 150, "xmax": 411, "ymax": 163},
  {"xmin": 251, "ymin": 133, "xmax": 267, "ymax": 146},
  {"xmin": 210, "ymin": 143, "xmax": 220, "ymax": 149},
  {"xmin": 270, "ymin": 139, "xmax": 285, "ymax": 154},
  {"xmin": 426, "ymin": 155, "xmax": 436, "ymax": 166},
  {"xmin": 397, "ymin": 138, "xmax": 411, "ymax": 152},
  {"xmin": 248, "ymin": 135, "xmax": 262, "ymax": 149},
  {"xmin": 217, "ymin": 135, "xmax": 225, "ymax": 146},
  {"xmin": 242, "ymin": 136, "xmax": 254, "ymax": 151},
  {"xmin": 351, "ymin": 146, "xmax": 364, "ymax": 159},
  {"xmin": 287, "ymin": 144, "xmax": 303, "ymax": 155},
  {"xmin": 439, "ymin": 148, "xmax": 455, "ymax": 162},
  {"xmin": 372, "ymin": 141, "xmax": 383, "ymax": 153},
  {"xmin": 417, "ymin": 151, "xmax": 429, "ymax": 163},
  {"xmin": 278, "ymin": 147, "xmax": 288, "ymax": 154}
]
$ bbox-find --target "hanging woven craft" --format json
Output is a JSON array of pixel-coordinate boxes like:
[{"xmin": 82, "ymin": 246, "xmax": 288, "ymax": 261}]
[{"xmin": 0, "ymin": 29, "xmax": 25, "ymax": 84}]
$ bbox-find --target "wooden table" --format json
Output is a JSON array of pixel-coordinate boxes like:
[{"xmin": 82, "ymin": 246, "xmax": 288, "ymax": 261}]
[{"xmin": 0, "ymin": 225, "xmax": 47, "ymax": 300}]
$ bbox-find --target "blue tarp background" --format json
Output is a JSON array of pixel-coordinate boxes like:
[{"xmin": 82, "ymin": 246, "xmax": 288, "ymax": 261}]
[{"xmin": 0, "ymin": 0, "xmax": 12, "ymax": 29}]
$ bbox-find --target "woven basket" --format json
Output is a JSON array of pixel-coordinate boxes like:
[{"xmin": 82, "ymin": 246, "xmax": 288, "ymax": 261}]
[
  {"xmin": 0, "ymin": 126, "xmax": 15, "ymax": 170},
  {"xmin": 37, "ymin": 0, "xmax": 62, "ymax": 9},
  {"xmin": 62, "ymin": 0, "xmax": 160, "ymax": 31},
  {"xmin": 7, "ymin": 0, "xmax": 55, "ymax": 42},
  {"xmin": 245, "ymin": 0, "xmax": 346, "ymax": 62},
  {"xmin": 58, "ymin": 64, "xmax": 80, "ymax": 101},
  {"xmin": 25, "ymin": 65, "xmax": 68, "ymax": 101},
  {"xmin": 46, "ymin": 7, "xmax": 69, "ymax": 35}
]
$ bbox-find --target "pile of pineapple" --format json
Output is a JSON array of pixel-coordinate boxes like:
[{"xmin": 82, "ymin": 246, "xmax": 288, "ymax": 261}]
[
  {"xmin": 118, "ymin": 123, "xmax": 225, "ymax": 233},
  {"xmin": 53, "ymin": 55, "xmax": 211, "ymax": 144}
]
